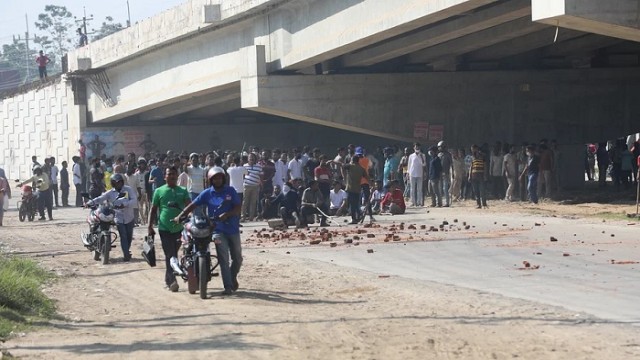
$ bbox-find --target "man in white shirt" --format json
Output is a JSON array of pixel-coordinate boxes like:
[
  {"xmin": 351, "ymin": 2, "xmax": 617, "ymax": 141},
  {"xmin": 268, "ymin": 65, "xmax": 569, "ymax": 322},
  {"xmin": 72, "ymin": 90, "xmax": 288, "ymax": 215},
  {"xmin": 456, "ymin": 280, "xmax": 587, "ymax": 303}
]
[
  {"xmin": 329, "ymin": 181, "xmax": 348, "ymax": 216},
  {"xmin": 407, "ymin": 143, "xmax": 426, "ymax": 207},
  {"xmin": 288, "ymin": 150, "xmax": 304, "ymax": 181},
  {"xmin": 187, "ymin": 153, "xmax": 206, "ymax": 200},
  {"xmin": 503, "ymin": 146, "xmax": 518, "ymax": 201},
  {"xmin": 273, "ymin": 152, "xmax": 288, "ymax": 189},
  {"xmin": 72, "ymin": 156, "xmax": 83, "ymax": 207},
  {"xmin": 49, "ymin": 156, "xmax": 60, "ymax": 208},
  {"xmin": 227, "ymin": 157, "xmax": 248, "ymax": 204}
]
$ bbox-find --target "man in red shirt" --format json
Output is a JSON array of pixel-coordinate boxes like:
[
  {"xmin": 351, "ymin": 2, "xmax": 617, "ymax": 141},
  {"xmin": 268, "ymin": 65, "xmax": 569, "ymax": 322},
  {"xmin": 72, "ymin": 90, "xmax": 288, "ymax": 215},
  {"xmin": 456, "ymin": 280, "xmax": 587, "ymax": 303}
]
[
  {"xmin": 380, "ymin": 180, "xmax": 406, "ymax": 215},
  {"xmin": 36, "ymin": 51, "xmax": 51, "ymax": 80}
]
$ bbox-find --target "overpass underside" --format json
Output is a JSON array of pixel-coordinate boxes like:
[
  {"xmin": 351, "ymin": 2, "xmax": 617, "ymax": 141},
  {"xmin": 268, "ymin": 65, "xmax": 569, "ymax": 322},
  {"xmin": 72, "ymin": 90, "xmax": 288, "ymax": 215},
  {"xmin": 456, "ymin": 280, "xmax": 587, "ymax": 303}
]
[{"xmin": 69, "ymin": 0, "xmax": 640, "ymax": 147}]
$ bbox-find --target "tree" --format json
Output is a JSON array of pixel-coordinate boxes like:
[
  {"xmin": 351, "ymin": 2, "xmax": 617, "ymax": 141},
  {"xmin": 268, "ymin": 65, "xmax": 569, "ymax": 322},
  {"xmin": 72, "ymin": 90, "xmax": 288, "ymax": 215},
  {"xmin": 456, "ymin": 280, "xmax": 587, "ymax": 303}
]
[
  {"xmin": 92, "ymin": 16, "xmax": 124, "ymax": 41},
  {"xmin": 0, "ymin": 40, "xmax": 39, "ymax": 86},
  {"xmin": 34, "ymin": 5, "xmax": 75, "ymax": 74}
]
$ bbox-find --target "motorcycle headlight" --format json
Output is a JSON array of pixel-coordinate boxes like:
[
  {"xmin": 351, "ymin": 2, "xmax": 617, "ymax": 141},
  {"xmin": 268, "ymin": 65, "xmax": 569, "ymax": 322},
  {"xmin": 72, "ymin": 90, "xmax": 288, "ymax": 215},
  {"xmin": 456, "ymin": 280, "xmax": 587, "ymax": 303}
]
[{"xmin": 189, "ymin": 226, "xmax": 211, "ymax": 238}]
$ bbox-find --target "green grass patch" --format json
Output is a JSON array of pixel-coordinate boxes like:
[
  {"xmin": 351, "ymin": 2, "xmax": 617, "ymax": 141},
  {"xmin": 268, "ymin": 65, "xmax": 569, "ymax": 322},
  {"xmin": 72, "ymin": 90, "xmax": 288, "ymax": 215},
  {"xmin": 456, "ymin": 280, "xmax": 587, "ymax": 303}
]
[{"xmin": 0, "ymin": 254, "xmax": 56, "ymax": 340}]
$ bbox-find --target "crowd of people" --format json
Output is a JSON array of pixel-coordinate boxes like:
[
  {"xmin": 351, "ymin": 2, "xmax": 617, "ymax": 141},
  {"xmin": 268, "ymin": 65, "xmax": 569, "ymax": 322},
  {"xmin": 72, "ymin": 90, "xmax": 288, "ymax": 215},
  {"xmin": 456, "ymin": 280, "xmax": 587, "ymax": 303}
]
[{"xmin": 2, "ymin": 136, "xmax": 639, "ymax": 294}]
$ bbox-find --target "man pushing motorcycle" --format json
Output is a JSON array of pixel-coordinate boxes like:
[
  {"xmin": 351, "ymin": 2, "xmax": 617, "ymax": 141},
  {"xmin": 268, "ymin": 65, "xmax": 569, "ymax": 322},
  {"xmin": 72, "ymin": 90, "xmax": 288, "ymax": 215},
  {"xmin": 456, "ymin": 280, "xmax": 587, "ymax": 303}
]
[
  {"xmin": 173, "ymin": 166, "xmax": 242, "ymax": 296},
  {"xmin": 86, "ymin": 173, "xmax": 138, "ymax": 261}
]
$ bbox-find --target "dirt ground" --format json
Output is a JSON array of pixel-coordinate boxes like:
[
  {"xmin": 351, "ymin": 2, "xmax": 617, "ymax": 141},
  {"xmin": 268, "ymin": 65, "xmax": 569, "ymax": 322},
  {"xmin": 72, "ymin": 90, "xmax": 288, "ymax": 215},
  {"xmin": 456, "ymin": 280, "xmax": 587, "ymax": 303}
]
[{"xmin": 1, "ymin": 198, "xmax": 640, "ymax": 359}]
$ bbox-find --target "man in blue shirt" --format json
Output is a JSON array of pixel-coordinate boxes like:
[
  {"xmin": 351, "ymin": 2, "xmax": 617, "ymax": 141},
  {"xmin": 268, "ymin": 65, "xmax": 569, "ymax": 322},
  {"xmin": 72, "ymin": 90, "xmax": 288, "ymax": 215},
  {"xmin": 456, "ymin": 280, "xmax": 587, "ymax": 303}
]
[
  {"xmin": 174, "ymin": 166, "xmax": 242, "ymax": 296},
  {"xmin": 149, "ymin": 156, "xmax": 166, "ymax": 195}
]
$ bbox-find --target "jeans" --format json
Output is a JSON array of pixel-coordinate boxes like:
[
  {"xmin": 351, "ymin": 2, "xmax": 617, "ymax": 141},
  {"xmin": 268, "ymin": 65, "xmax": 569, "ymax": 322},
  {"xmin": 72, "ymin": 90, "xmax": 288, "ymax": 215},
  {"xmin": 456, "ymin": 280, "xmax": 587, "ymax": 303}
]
[
  {"xmin": 441, "ymin": 176, "xmax": 451, "ymax": 206},
  {"xmin": 429, "ymin": 179, "xmax": 442, "ymax": 206},
  {"xmin": 51, "ymin": 183, "xmax": 59, "ymax": 206},
  {"xmin": 116, "ymin": 221, "xmax": 135, "ymax": 257},
  {"xmin": 38, "ymin": 188, "xmax": 53, "ymax": 219},
  {"xmin": 471, "ymin": 177, "xmax": 487, "ymax": 207},
  {"xmin": 347, "ymin": 191, "xmax": 360, "ymax": 222},
  {"xmin": 214, "ymin": 232, "xmax": 243, "ymax": 291},
  {"xmin": 75, "ymin": 183, "xmax": 84, "ymax": 207},
  {"xmin": 528, "ymin": 173, "xmax": 539, "ymax": 204},
  {"xmin": 159, "ymin": 230, "xmax": 182, "ymax": 286},
  {"xmin": 409, "ymin": 177, "xmax": 423, "ymax": 206}
]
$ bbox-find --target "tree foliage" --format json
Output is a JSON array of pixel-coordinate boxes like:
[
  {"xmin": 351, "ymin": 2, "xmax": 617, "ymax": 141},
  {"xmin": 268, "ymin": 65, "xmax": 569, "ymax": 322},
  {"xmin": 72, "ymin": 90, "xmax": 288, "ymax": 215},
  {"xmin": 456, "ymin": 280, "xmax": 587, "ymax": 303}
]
[
  {"xmin": 0, "ymin": 40, "xmax": 39, "ymax": 87},
  {"xmin": 92, "ymin": 16, "xmax": 124, "ymax": 41},
  {"xmin": 34, "ymin": 5, "xmax": 75, "ymax": 73}
]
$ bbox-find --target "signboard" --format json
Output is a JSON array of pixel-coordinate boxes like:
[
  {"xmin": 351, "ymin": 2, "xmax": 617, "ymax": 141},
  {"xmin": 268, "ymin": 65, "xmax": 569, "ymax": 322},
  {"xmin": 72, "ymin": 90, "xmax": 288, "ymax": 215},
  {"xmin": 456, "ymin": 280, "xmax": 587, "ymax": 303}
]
[
  {"xmin": 428, "ymin": 124, "xmax": 444, "ymax": 141},
  {"xmin": 413, "ymin": 122, "xmax": 429, "ymax": 139}
]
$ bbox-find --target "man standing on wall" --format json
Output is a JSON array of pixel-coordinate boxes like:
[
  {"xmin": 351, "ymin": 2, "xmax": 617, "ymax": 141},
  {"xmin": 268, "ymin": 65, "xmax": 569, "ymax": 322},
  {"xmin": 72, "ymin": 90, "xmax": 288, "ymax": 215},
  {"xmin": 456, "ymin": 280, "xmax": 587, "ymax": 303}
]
[{"xmin": 35, "ymin": 50, "xmax": 50, "ymax": 81}]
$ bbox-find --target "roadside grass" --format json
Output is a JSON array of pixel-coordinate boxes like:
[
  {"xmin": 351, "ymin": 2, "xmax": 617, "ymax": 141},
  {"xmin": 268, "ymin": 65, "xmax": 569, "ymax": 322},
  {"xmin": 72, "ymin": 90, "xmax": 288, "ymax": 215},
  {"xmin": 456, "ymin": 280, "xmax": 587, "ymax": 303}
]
[{"xmin": 0, "ymin": 253, "xmax": 56, "ymax": 341}]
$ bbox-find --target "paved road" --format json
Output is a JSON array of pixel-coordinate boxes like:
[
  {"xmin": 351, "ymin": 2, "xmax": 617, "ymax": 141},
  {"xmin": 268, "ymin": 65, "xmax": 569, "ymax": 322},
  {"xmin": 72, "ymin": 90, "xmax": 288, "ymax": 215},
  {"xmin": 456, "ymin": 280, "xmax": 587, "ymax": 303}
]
[{"xmin": 254, "ymin": 211, "xmax": 640, "ymax": 324}]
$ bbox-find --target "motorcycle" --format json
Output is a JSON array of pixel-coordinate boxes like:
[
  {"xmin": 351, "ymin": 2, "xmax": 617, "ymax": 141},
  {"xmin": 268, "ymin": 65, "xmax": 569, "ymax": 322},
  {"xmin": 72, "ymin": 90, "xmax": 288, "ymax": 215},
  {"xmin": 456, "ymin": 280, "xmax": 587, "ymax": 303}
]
[
  {"xmin": 171, "ymin": 210, "xmax": 219, "ymax": 299},
  {"xmin": 14, "ymin": 180, "xmax": 38, "ymax": 222},
  {"xmin": 80, "ymin": 193, "xmax": 124, "ymax": 265}
]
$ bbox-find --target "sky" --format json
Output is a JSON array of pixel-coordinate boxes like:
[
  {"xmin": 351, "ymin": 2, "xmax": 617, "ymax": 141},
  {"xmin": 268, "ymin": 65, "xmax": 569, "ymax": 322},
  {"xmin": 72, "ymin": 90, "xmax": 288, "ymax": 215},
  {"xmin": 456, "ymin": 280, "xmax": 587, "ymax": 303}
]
[{"xmin": 0, "ymin": 0, "xmax": 187, "ymax": 46}]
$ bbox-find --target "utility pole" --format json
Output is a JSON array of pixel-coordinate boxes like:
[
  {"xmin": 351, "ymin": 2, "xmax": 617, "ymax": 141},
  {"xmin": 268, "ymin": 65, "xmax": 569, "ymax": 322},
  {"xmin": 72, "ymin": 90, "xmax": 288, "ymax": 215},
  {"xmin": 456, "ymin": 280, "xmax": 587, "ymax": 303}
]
[
  {"xmin": 12, "ymin": 14, "xmax": 36, "ymax": 84},
  {"xmin": 127, "ymin": 0, "xmax": 132, "ymax": 27},
  {"xmin": 74, "ymin": 7, "xmax": 94, "ymax": 43}
]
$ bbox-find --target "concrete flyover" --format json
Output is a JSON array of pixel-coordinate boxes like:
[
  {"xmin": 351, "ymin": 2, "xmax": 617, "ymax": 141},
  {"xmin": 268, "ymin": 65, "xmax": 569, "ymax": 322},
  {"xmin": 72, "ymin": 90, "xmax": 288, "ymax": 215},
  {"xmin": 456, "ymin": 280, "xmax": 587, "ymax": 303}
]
[{"xmin": 3, "ymin": 0, "xmax": 640, "ymax": 181}]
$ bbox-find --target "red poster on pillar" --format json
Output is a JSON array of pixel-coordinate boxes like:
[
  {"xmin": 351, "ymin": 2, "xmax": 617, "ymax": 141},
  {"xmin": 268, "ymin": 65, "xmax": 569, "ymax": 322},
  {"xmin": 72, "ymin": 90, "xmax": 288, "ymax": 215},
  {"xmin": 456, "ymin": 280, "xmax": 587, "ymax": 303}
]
[
  {"xmin": 428, "ymin": 125, "xmax": 444, "ymax": 141},
  {"xmin": 413, "ymin": 122, "xmax": 429, "ymax": 139}
]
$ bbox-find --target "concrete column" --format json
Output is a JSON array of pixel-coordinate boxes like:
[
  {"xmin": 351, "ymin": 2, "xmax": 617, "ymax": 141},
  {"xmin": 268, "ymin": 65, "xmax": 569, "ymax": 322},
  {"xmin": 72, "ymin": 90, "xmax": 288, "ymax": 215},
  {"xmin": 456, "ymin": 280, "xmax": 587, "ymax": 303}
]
[{"xmin": 532, "ymin": 0, "xmax": 640, "ymax": 42}]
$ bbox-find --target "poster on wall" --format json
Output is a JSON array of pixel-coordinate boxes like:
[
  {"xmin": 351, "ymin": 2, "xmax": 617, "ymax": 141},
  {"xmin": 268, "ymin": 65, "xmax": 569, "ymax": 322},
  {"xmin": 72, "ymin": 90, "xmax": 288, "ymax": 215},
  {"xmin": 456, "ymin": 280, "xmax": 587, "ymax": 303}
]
[
  {"xmin": 413, "ymin": 122, "xmax": 429, "ymax": 139},
  {"xmin": 81, "ymin": 129, "xmax": 147, "ymax": 159},
  {"xmin": 428, "ymin": 124, "xmax": 444, "ymax": 141}
]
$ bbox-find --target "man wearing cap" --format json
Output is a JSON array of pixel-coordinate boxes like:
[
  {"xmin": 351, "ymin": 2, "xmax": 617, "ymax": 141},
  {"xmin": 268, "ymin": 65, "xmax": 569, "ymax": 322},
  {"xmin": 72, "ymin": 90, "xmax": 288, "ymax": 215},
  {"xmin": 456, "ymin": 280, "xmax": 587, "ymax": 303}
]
[{"xmin": 87, "ymin": 173, "xmax": 138, "ymax": 261}]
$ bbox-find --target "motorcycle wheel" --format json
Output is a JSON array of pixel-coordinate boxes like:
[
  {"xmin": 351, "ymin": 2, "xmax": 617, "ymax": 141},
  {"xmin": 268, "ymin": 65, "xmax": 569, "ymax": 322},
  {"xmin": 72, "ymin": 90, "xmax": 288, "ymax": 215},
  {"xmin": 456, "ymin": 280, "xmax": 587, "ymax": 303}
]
[
  {"xmin": 199, "ymin": 257, "xmax": 208, "ymax": 299},
  {"xmin": 18, "ymin": 205, "xmax": 26, "ymax": 222},
  {"xmin": 101, "ymin": 234, "xmax": 110, "ymax": 265},
  {"xmin": 28, "ymin": 207, "xmax": 35, "ymax": 221},
  {"xmin": 187, "ymin": 267, "xmax": 197, "ymax": 295}
]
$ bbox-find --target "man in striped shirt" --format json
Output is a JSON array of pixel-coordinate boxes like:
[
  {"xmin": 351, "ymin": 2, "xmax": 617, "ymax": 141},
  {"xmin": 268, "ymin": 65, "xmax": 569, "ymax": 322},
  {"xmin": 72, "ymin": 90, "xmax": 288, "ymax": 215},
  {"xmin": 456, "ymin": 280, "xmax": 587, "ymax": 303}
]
[
  {"xmin": 468, "ymin": 144, "xmax": 488, "ymax": 209},
  {"xmin": 242, "ymin": 153, "xmax": 263, "ymax": 221}
]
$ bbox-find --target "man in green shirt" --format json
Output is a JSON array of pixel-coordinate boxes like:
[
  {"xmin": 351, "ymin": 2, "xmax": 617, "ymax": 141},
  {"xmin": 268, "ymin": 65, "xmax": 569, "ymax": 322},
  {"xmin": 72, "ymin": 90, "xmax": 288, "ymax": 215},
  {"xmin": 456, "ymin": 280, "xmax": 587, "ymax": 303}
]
[
  {"xmin": 343, "ymin": 156, "xmax": 368, "ymax": 224},
  {"xmin": 148, "ymin": 166, "xmax": 191, "ymax": 292}
]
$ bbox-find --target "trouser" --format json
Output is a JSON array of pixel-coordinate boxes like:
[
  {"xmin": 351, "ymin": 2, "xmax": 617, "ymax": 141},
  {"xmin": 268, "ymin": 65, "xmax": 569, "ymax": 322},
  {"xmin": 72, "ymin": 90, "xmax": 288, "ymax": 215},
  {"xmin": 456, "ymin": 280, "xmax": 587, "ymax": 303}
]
[
  {"xmin": 159, "ymin": 230, "xmax": 182, "ymax": 286},
  {"xmin": 347, "ymin": 191, "xmax": 360, "ymax": 222},
  {"xmin": 51, "ymin": 183, "xmax": 59, "ymax": 206},
  {"xmin": 0, "ymin": 195, "xmax": 4, "ymax": 225},
  {"xmin": 505, "ymin": 176, "xmax": 516, "ymax": 201},
  {"xmin": 116, "ymin": 221, "xmax": 135, "ymax": 257},
  {"xmin": 451, "ymin": 176, "xmax": 462, "ymax": 200},
  {"xmin": 409, "ymin": 177, "xmax": 423, "ymax": 206},
  {"xmin": 258, "ymin": 181, "xmax": 273, "ymax": 216},
  {"xmin": 519, "ymin": 173, "xmax": 528, "ymax": 201},
  {"xmin": 300, "ymin": 205, "xmax": 328, "ymax": 226},
  {"xmin": 279, "ymin": 207, "xmax": 299, "ymax": 225},
  {"xmin": 598, "ymin": 164, "xmax": 608, "ymax": 187},
  {"xmin": 75, "ymin": 184, "xmax": 83, "ymax": 206},
  {"xmin": 528, "ymin": 173, "xmax": 539, "ymax": 204},
  {"xmin": 61, "ymin": 186, "xmax": 69, "ymax": 206},
  {"xmin": 441, "ymin": 176, "xmax": 451, "ymax": 205},
  {"xmin": 361, "ymin": 184, "xmax": 373, "ymax": 219},
  {"xmin": 319, "ymin": 182, "xmax": 331, "ymax": 207},
  {"xmin": 537, "ymin": 170, "xmax": 552, "ymax": 198},
  {"xmin": 389, "ymin": 203, "xmax": 404, "ymax": 215},
  {"xmin": 241, "ymin": 185, "xmax": 259, "ymax": 220},
  {"xmin": 429, "ymin": 179, "xmax": 442, "ymax": 207},
  {"xmin": 38, "ymin": 189, "xmax": 53, "ymax": 219},
  {"xmin": 471, "ymin": 177, "xmax": 487, "ymax": 207},
  {"xmin": 214, "ymin": 232, "xmax": 243, "ymax": 291}
]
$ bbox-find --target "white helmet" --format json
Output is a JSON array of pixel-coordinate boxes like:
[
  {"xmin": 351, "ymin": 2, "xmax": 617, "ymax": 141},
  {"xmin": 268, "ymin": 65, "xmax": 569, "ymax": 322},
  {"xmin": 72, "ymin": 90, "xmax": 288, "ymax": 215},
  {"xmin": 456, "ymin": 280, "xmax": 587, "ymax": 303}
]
[
  {"xmin": 437, "ymin": 141, "xmax": 446, "ymax": 148},
  {"xmin": 207, "ymin": 166, "xmax": 225, "ymax": 180}
]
